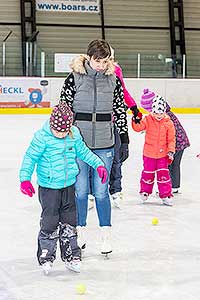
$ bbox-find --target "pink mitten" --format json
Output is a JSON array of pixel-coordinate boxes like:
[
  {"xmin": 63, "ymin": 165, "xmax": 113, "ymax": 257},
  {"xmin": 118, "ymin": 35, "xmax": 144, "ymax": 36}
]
[
  {"xmin": 20, "ymin": 181, "xmax": 35, "ymax": 197},
  {"xmin": 96, "ymin": 166, "xmax": 108, "ymax": 184}
]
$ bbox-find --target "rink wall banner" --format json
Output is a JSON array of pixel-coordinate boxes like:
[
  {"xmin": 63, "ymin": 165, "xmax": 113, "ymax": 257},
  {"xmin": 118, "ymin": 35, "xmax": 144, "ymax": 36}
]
[
  {"xmin": 0, "ymin": 77, "xmax": 200, "ymax": 114},
  {"xmin": 124, "ymin": 78, "xmax": 200, "ymax": 111},
  {"xmin": 0, "ymin": 78, "xmax": 50, "ymax": 108},
  {"xmin": 36, "ymin": 0, "xmax": 100, "ymax": 13}
]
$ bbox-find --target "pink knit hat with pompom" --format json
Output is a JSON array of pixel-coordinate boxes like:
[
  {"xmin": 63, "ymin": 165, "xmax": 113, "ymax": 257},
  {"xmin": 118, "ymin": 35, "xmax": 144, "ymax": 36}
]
[
  {"xmin": 50, "ymin": 102, "xmax": 73, "ymax": 133},
  {"xmin": 140, "ymin": 88, "xmax": 156, "ymax": 112}
]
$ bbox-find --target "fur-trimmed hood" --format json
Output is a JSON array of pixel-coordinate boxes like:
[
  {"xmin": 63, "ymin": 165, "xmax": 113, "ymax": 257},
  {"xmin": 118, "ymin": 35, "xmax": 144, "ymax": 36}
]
[{"xmin": 70, "ymin": 54, "xmax": 115, "ymax": 75}]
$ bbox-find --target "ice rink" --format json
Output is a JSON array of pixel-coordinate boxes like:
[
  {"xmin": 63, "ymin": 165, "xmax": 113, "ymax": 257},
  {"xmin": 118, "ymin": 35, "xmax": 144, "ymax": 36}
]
[{"xmin": 0, "ymin": 113, "xmax": 200, "ymax": 300}]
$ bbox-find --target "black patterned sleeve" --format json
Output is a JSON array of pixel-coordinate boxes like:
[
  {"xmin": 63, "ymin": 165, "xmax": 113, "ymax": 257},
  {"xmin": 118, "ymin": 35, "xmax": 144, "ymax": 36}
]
[
  {"xmin": 113, "ymin": 77, "xmax": 129, "ymax": 144},
  {"xmin": 59, "ymin": 73, "xmax": 76, "ymax": 109}
]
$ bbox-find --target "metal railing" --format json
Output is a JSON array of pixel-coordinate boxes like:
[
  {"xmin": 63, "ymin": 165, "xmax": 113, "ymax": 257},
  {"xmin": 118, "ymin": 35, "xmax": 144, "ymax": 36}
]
[
  {"xmin": 0, "ymin": 40, "xmax": 194, "ymax": 78},
  {"xmin": 2, "ymin": 30, "xmax": 13, "ymax": 76}
]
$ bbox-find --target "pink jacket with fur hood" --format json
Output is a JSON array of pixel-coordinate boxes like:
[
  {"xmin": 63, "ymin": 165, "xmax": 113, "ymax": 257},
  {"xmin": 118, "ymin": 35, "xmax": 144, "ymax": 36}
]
[{"xmin": 132, "ymin": 113, "xmax": 175, "ymax": 159}]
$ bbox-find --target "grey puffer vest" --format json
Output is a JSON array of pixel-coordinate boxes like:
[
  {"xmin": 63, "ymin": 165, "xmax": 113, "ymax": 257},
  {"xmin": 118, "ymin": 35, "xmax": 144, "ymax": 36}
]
[{"xmin": 73, "ymin": 61, "xmax": 116, "ymax": 149}]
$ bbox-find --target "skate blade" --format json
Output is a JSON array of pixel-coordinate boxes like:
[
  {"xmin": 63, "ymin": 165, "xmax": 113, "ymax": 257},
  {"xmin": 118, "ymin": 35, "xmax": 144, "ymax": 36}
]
[
  {"xmin": 112, "ymin": 200, "xmax": 121, "ymax": 209},
  {"xmin": 163, "ymin": 202, "xmax": 173, "ymax": 207},
  {"xmin": 41, "ymin": 263, "xmax": 52, "ymax": 276},
  {"xmin": 172, "ymin": 191, "xmax": 181, "ymax": 195},
  {"xmin": 66, "ymin": 265, "xmax": 81, "ymax": 273},
  {"xmin": 88, "ymin": 205, "xmax": 95, "ymax": 210},
  {"xmin": 43, "ymin": 270, "xmax": 50, "ymax": 276},
  {"xmin": 68, "ymin": 267, "xmax": 81, "ymax": 273},
  {"xmin": 101, "ymin": 250, "xmax": 112, "ymax": 259},
  {"xmin": 42, "ymin": 267, "xmax": 52, "ymax": 276},
  {"xmin": 113, "ymin": 204, "xmax": 121, "ymax": 209},
  {"xmin": 81, "ymin": 243, "xmax": 86, "ymax": 250}
]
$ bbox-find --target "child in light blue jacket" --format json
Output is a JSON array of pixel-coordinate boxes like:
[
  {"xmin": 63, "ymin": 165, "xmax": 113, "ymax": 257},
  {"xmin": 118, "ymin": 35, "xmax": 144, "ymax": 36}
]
[{"xmin": 19, "ymin": 102, "xmax": 107, "ymax": 275}]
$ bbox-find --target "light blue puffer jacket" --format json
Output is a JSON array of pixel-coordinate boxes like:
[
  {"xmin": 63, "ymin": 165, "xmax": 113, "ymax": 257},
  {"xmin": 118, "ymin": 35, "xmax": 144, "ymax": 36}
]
[{"xmin": 19, "ymin": 121, "xmax": 103, "ymax": 189}]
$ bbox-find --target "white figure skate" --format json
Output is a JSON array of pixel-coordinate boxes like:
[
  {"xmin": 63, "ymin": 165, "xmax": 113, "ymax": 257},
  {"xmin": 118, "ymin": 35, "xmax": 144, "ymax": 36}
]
[
  {"xmin": 41, "ymin": 261, "xmax": 53, "ymax": 275},
  {"xmin": 65, "ymin": 257, "xmax": 81, "ymax": 273}
]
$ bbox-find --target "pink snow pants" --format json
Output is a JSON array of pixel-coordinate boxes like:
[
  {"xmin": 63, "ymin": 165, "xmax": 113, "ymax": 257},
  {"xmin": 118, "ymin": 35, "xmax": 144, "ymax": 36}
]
[{"xmin": 140, "ymin": 156, "xmax": 172, "ymax": 198}]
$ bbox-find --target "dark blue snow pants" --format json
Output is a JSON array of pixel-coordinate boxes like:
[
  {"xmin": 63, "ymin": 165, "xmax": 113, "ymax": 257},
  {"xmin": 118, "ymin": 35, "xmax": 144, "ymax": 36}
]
[{"xmin": 37, "ymin": 185, "xmax": 81, "ymax": 265}]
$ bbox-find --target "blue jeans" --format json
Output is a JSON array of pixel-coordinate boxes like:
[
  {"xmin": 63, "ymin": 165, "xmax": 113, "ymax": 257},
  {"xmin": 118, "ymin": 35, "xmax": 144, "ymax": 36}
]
[{"xmin": 75, "ymin": 148, "xmax": 114, "ymax": 227}]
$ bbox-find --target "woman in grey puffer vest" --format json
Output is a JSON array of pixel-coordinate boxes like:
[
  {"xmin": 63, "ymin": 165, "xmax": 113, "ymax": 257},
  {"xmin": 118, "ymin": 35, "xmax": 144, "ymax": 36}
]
[{"xmin": 59, "ymin": 39, "xmax": 129, "ymax": 256}]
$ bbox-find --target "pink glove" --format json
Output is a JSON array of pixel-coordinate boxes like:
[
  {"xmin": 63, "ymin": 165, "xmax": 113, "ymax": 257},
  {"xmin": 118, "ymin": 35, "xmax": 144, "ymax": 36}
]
[
  {"xmin": 96, "ymin": 166, "xmax": 108, "ymax": 184},
  {"xmin": 20, "ymin": 181, "xmax": 35, "ymax": 197},
  {"xmin": 197, "ymin": 154, "xmax": 200, "ymax": 158}
]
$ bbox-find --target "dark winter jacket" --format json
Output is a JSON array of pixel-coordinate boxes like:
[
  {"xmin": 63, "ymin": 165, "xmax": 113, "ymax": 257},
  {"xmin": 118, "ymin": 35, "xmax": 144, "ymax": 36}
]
[{"xmin": 166, "ymin": 103, "xmax": 190, "ymax": 151}]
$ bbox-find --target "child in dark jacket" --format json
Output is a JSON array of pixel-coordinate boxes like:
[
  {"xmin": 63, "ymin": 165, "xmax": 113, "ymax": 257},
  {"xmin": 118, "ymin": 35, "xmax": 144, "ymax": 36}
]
[
  {"xmin": 140, "ymin": 88, "xmax": 190, "ymax": 194},
  {"xmin": 109, "ymin": 47, "xmax": 141, "ymax": 208},
  {"xmin": 19, "ymin": 102, "xmax": 107, "ymax": 275}
]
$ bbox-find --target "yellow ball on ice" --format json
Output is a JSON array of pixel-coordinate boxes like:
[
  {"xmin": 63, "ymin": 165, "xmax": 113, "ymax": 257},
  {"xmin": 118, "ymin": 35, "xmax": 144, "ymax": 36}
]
[
  {"xmin": 76, "ymin": 283, "xmax": 86, "ymax": 295},
  {"xmin": 152, "ymin": 217, "xmax": 159, "ymax": 225}
]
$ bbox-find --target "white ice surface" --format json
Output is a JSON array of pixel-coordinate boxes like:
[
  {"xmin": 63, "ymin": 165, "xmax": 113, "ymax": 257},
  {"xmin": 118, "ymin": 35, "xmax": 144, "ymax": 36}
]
[{"xmin": 0, "ymin": 114, "xmax": 200, "ymax": 300}]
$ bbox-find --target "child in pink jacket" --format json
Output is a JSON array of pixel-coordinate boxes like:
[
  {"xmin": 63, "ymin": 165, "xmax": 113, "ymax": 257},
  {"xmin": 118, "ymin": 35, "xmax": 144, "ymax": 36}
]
[
  {"xmin": 110, "ymin": 47, "xmax": 140, "ymax": 118},
  {"xmin": 108, "ymin": 47, "xmax": 141, "ymax": 208},
  {"xmin": 141, "ymin": 88, "xmax": 190, "ymax": 194},
  {"xmin": 132, "ymin": 94, "xmax": 175, "ymax": 206}
]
